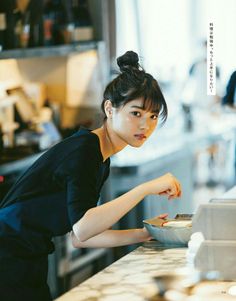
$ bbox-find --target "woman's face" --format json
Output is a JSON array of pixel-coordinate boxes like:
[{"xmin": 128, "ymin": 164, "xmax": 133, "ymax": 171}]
[{"xmin": 108, "ymin": 98, "xmax": 159, "ymax": 148}]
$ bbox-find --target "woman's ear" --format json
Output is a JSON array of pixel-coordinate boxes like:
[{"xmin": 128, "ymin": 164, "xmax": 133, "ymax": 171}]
[{"xmin": 104, "ymin": 100, "xmax": 113, "ymax": 118}]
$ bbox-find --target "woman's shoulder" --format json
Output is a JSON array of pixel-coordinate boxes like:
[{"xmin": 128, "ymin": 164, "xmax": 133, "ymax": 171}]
[
  {"xmin": 57, "ymin": 128, "xmax": 102, "ymax": 162},
  {"xmin": 72, "ymin": 128, "xmax": 99, "ymax": 144},
  {"xmin": 70, "ymin": 128, "xmax": 101, "ymax": 154},
  {"xmin": 33, "ymin": 128, "xmax": 101, "ymax": 168},
  {"xmin": 48, "ymin": 128, "xmax": 98, "ymax": 150}
]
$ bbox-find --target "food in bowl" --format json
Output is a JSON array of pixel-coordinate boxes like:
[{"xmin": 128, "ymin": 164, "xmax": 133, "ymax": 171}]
[
  {"xmin": 143, "ymin": 215, "xmax": 193, "ymax": 245},
  {"xmin": 162, "ymin": 220, "xmax": 192, "ymax": 228}
]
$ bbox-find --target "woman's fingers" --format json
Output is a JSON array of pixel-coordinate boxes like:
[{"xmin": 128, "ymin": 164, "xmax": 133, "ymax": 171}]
[
  {"xmin": 163, "ymin": 173, "xmax": 181, "ymax": 197},
  {"xmin": 178, "ymin": 189, "xmax": 182, "ymax": 197},
  {"xmin": 148, "ymin": 173, "xmax": 182, "ymax": 198},
  {"xmin": 172, "ymin": 177, "xmax": 182, "ymax": 198},
  {"xmin": 159, "ymin": 192, "xmax": 168, "ymax": 196},
  {"xmin": 159, "ymin": 185, "xmax": 181, "ymax": 199},
  {"xmin": 167, "ymin": 181, "xmax": 182, "ymax": 199},
  {"xmin": 158, "ymin": 213, "xmax": 168, "ymax": 219}
]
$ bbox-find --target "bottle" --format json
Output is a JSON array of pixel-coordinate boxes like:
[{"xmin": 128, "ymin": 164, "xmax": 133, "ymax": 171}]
[
  {"xmin": 14, "ymin": 9, "xmax": 24, "ymax": 48},
  {"xmin": 13, "ymin": 0, "xmax": 44, "ymax": 49},
  {"xmin": 43, "ymin": 0, "xmax": 65, "ymax": 46},
  {"xmin": 10, "ymin": 0, "xmax": 30, "ymax": 49},
  {"xmin": 20, "ymin": 11, "xmax": 31, "ymax": 48},
  {"xmin": 62, "ymin": 0, "xmax": 75, "ymax": 44},
  {"xmin": 0, "ymin": 11, "xmax": 6, "ymax": 51},
  {"xmin": 1, "ymin": 0, "xmax": 16, "ymax": 49},
  {"xmin": 27, "ymin": 0, "xmax": 44, "ymax": 47},
  {"xmin": 43, "ymin": 0, "xmax": 54, "ymax": 46},
  {"xmin": 72, "ymin": 0, "xmax": 94, "ymax": 42}
]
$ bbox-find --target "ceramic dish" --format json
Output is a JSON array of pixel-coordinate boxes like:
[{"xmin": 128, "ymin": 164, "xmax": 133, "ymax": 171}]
[{"xmin": 143, "ymin": 216, "xmax": 192, "ymax": 246}]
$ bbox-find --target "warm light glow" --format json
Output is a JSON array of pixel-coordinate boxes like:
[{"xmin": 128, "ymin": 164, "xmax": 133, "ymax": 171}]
[
  {"xmin": 0, "ymin": 59, "xmax": 23, "ymax": 90},
  {"xmin": 228, "ymin": 285, "xmax": 236, "ymax": 296}
]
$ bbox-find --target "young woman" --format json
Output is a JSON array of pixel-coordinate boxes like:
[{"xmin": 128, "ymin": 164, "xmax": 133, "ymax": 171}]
[{"xmin": 0, "ymin": 51, "xmax": 181, "ymax": 301}]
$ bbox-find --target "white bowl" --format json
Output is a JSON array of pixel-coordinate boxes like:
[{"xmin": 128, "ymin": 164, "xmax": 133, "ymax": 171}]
[{"xmin": 143, "ymin": 218, "xmax": 192, "ymax": 246}]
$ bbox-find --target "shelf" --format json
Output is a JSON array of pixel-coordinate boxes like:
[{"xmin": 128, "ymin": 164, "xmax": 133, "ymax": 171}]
[{"xmin": 0, "ymin": 41, "xmax": 100, "ymax": 60}]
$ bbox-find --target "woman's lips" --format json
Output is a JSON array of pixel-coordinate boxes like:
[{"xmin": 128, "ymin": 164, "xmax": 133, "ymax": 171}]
[{"xmin": 134, "ymin": 134, "xmax": 147, "ymax": 140}]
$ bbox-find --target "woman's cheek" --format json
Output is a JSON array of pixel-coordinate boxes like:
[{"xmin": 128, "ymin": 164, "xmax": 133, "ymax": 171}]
[{"xmin": 125, "ymin": 115, "xmax": 135, "ymax": 123}]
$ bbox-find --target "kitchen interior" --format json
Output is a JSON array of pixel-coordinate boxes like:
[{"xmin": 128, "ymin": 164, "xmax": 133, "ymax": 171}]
[{"xmin": 0, "ymin": 0, "xmax": 236, "ymax": 300}]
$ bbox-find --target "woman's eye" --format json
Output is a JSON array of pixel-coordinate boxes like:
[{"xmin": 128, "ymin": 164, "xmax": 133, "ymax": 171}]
[
  {"xmin": 131, "ymin": 111, "xmax": 141, "ymax": 117},
  {"xmin": 151, "ymin": 114, "xmax": 158, "ymax": 120}
]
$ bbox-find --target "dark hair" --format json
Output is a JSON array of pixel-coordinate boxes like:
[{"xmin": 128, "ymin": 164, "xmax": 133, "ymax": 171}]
[{"xmin": 101, "ymin": 51, "xmax": 168, "ymax": 124}]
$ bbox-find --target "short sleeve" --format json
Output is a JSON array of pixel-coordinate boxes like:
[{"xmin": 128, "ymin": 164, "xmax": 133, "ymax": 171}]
[{"xmin": 54, "ymin": 145, "xmax": 101, "ymax": 226}]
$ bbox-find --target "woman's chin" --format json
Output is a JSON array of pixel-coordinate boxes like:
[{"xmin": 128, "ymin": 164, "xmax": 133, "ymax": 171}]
[{"xmin": 129, "ymin": 140, "xmax": 146, "ymax": 148}]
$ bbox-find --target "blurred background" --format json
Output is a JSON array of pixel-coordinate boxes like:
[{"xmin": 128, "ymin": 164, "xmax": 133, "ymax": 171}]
[{"xmin": 0, "ymin": 0, "xmax": 236, "ymax": 298}]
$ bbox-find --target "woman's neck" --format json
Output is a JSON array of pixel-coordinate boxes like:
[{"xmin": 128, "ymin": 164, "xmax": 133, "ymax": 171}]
[{"xmin": 92, "ymin": 124, "xmax": 127, "ymax": 162}]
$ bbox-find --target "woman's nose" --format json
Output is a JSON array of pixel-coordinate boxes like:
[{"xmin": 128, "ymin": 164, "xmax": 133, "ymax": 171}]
[{"xmin": 139, "ymin": 118, "xmax": 150, "ymax": 130}]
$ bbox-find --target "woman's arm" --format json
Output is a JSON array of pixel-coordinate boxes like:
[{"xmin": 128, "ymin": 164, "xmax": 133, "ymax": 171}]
[
  {"xmin": 73, "ymin": 173, "xmax": 181, "ymax": 242},
  {"xmin": 71, "ymin": 227, "xmax": 152, "ymax": 248}
]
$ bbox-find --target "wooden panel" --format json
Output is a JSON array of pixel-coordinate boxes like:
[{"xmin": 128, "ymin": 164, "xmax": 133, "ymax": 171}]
[{"xmin": 66, "ymin": 50, "xmax": 104, "ymax": 108}]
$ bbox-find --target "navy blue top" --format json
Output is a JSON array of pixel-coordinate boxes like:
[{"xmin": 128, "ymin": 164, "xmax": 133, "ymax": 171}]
[{"xmin": 0, "ymin": 129, "xmax": 110, "ymax": 258}]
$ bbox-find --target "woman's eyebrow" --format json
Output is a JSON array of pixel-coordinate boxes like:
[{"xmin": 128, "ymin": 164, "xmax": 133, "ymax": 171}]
[
  {"xmin": 130, "ymin": 105, "xmax": 159, "ymax": 113},
  {"xmin": 130, "ymin": 105, "xmax": 144, "ymax": 109}
]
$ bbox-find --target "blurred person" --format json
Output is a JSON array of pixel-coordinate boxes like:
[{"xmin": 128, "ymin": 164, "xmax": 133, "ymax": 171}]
[
  {"xmin": 0, "ymin": 51, "xmax": 182, "ymax": 301},
  {"xmin": 222, "ymin": 70, "xmax": 236, "ymax": 108},
  {"xmin": 181, "ymin": 39, "xmax": 222, "ymax": 111},
  {"xmin": 222, "ymin": 70, "xmax": 236, "ymax": 183},
  {"xmin": 181, "ymin": 40, "xmax": 224, "ymax": 186}
]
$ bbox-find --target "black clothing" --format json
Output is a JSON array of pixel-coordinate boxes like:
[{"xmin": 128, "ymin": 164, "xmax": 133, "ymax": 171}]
[
  {"xmin": 0, "ymin": 256, "xmax": 51, "ymax": 301},
  {"xmin": 222, "ymin": 70, "xmax": 236, "ymax": 106},
  {"xmin": 222, "ymin": 71, "xmax": 236, "ymax": 183},
  {"xmin": 0, "ymin": 129, "xmax": 110, "ymax": 300}
]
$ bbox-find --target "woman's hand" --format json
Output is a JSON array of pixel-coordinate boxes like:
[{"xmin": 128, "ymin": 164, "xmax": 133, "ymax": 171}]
[
  {"xmin": 141, "ymin": 173, "xmax": 182, "ymax": 199},
  {"xmin": 141, "ymin": 227, "xmax": 153, "ymax": 241},
  {"xmin": 156, "ymin": 213, "xmax": 168, "ymax": 219},
  {"xmin": 142, "ymin": 213, "xmax": 168, "ymax": 241}
]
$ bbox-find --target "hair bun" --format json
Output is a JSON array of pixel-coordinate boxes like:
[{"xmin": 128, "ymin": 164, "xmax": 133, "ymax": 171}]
[{"xmin": 117, "ymin": 51, "xmax": 140, "ymax": 72}]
